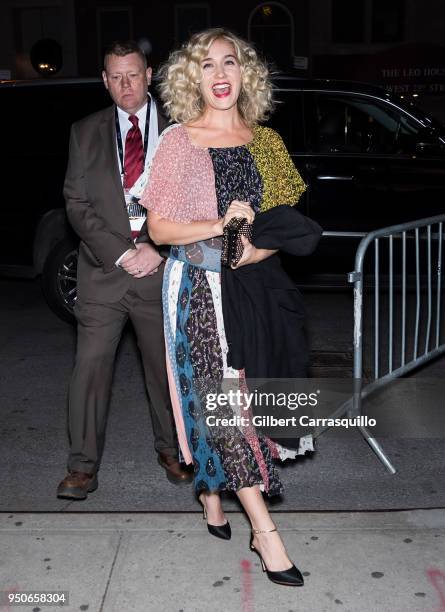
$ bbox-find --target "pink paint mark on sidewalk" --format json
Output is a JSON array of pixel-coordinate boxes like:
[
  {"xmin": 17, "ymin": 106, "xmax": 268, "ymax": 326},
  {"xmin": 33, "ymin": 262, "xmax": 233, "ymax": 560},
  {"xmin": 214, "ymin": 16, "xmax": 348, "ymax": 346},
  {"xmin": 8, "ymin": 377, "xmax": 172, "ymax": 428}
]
[
  {"xmin": 0, "ymin": 585, "xmax": 20, "ymax": 612},
  {"xmin": 427, "ymin": 567, "xmax": 445, "ymax": 612},
  {"xmin": 241, "ymin": 558, "xmax": 254, "ymax": 612}
]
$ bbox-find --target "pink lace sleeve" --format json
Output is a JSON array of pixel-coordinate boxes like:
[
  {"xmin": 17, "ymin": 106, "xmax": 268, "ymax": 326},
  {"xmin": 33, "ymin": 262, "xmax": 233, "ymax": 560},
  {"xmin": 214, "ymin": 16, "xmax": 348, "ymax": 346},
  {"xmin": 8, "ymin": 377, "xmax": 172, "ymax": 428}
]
[
  {"xmin": 140, "ymin": 124, "xmax": 218, "ymax": 223},
  {"xmin": 139, "ymin": 125, "xmax": 185, "ymax": 221}
]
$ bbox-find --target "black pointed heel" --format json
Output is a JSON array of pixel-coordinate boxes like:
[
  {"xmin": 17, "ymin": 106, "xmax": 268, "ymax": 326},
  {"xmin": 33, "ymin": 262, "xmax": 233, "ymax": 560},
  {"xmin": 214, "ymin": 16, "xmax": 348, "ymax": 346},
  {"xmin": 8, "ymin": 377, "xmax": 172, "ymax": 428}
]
[
  {"xmin": 250, "ymin": 528, "xmax": 304, "ymax": 587},
  {"xmin": 199, "ymin": 495, "xmax": 231, "ymax": 540}
]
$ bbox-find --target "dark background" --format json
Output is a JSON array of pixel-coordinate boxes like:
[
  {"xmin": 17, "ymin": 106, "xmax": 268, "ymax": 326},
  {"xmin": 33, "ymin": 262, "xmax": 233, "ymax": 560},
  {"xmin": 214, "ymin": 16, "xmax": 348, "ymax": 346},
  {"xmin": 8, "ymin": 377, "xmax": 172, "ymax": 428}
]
[
  {"xmin": 1, "ymin": 0, "xmax": 444, "ymax": 121},
  {"xmin": 0, "ymin": 0, "xmax": 444, "ymax": 513}
]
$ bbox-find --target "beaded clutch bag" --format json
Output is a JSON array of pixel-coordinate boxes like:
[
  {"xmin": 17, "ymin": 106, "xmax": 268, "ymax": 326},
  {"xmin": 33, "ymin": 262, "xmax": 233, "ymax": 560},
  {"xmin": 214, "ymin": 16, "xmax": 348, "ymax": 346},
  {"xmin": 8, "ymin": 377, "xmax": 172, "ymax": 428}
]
[{"xmin": 221, "ymin": 218, "xmax": 253, "ymax": 268}]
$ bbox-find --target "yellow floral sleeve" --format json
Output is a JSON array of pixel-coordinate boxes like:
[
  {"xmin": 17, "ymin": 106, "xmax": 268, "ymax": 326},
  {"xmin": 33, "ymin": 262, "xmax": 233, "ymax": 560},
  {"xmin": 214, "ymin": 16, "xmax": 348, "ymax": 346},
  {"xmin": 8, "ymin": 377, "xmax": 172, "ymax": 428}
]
[{"xmin": 247, "ymin": 126, "xmax": 307, "ymax": 212}]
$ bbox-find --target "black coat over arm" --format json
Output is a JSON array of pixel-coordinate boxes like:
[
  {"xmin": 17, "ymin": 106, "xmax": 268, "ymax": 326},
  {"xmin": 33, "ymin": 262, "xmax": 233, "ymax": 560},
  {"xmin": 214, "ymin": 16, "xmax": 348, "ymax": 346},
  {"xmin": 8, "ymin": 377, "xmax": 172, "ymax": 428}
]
[{"xmin": 221, "ymin": 205, "xmax": 323, "ymax": 381}]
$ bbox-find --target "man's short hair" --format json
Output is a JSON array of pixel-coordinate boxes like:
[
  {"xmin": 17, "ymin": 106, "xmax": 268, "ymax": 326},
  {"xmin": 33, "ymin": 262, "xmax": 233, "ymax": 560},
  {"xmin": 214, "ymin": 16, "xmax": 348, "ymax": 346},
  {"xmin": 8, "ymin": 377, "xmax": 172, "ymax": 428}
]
[{"xmin": 103, "ymin": 41, "xmax": 147, "ymax": 70}]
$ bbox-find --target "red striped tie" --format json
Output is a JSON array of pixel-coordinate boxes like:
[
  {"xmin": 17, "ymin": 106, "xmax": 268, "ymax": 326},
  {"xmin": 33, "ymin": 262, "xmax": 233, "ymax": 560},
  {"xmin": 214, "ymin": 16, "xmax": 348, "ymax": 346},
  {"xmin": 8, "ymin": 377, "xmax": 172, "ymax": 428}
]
[{"xmin": 123, "ymin": 115, "xmax": 144, "ymax": 189}]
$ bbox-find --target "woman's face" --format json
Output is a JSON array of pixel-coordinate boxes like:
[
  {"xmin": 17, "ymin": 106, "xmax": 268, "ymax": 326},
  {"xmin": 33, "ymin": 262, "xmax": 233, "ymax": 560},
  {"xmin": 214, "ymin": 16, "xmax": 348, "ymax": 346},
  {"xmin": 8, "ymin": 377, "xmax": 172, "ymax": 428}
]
[{"xmin": 198, "ymin": 38, "xmax": 242, "ymax": 113}]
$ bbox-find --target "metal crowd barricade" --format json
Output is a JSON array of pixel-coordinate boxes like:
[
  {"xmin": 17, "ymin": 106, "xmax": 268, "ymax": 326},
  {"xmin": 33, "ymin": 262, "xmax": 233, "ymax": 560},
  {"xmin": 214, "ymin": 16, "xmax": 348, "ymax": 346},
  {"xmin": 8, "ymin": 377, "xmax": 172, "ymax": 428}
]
[{"xmin": 315, "ymin": 215, "xmax": 445, "ymax": 474}]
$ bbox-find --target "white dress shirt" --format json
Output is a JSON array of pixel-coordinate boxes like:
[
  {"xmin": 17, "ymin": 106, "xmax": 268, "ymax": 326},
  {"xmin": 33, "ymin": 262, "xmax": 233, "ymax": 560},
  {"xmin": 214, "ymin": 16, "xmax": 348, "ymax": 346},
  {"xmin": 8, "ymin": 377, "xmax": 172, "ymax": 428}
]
[{"xmin": 115, "ymin": 93, "xmax": 159, "ymax": 267}]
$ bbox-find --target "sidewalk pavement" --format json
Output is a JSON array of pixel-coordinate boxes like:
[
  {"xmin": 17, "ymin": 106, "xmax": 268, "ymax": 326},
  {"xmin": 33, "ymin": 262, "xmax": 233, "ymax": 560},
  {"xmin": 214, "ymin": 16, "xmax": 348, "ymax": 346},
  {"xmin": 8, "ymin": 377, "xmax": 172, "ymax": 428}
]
[{"xmin": 1, "ymin": 510, "xmax": 444, "ymax": 612}]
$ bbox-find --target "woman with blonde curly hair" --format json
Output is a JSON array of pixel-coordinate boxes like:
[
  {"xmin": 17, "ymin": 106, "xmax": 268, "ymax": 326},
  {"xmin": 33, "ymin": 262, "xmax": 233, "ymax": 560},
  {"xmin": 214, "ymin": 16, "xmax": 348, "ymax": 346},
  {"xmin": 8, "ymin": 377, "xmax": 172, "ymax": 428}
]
[{"xmin": 135, "ymin": 28, "xmax": 321, "ymax": 586}]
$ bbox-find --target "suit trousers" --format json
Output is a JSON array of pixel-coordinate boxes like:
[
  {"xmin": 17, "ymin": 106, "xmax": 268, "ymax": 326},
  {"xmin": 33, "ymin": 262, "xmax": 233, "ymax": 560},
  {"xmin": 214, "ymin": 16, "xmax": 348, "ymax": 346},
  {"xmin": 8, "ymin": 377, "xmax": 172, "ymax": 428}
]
[{"xmin": 67, "ymin": 268, "xmax": 176, "ymax": 474}]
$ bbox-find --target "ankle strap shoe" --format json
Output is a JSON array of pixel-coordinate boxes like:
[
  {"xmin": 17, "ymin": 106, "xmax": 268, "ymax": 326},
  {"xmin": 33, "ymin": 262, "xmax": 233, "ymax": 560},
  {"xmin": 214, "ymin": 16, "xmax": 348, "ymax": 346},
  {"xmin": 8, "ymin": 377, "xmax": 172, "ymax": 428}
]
[{"xmin": 250, "ymin": 528, "xmax": 304, "ymax": 587}]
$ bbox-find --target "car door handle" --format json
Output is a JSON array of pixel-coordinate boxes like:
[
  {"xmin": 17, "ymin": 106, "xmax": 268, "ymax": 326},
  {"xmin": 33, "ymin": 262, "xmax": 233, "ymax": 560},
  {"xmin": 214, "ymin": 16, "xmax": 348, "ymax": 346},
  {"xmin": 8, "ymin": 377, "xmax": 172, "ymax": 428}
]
[{"xmin": 316, "ymin": 175, "xmax": 354, "ymax": 181}]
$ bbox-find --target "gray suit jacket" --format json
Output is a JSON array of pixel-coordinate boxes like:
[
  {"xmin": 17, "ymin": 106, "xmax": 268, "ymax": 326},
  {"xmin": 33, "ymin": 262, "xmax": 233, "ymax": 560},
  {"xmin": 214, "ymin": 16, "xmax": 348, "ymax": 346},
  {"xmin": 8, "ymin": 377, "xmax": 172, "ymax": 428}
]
[{"xmin": 64, "ymin": 100, "xmax": 168, "ymax": 302}]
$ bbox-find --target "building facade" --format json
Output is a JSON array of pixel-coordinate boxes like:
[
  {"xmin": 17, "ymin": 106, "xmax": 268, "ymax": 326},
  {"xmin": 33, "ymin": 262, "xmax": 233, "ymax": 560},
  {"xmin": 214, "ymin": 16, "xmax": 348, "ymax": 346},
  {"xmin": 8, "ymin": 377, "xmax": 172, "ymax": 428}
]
[{"xmin": 1, "ymin": 0, "xmax": 444, "ymax": 118}]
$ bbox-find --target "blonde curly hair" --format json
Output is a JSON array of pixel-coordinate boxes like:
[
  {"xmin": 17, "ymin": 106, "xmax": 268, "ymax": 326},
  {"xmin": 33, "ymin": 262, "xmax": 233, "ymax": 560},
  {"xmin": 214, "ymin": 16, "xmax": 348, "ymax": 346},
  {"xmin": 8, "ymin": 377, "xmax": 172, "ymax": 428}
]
[{"xmin": 158, "ymin": 28, "xmax": 274, "ymax": 125}]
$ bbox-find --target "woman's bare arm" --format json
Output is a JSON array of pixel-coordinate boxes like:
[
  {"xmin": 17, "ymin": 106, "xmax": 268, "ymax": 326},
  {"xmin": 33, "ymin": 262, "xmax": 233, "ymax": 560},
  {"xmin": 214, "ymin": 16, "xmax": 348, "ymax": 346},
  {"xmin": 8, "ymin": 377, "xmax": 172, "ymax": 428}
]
[{"xmin": 148, "ymin": 211, "xmax": 223, "ymax": 245}]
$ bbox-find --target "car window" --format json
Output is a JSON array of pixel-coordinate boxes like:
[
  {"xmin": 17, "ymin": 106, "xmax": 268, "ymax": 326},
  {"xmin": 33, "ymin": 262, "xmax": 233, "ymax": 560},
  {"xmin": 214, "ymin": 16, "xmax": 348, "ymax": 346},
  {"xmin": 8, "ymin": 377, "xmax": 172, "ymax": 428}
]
[
  {"xmin": 307, "ymin": 92, "xmax": 428, "ymax": 156},
  {"xmin": 267, "ymin": 90, "xmax": 305, "ymax": 153},
  {"xmin": 1, "ymin": 83, "xmax": 109, "ymax": 157}
]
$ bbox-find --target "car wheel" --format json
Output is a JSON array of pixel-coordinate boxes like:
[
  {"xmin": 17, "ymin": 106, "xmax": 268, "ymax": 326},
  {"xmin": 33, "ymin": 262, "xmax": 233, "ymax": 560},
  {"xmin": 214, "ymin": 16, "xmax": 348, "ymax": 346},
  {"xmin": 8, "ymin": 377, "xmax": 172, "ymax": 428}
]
[{"xmin": 41, "ymin": 238, "xmax": 78, "ymax": 324}]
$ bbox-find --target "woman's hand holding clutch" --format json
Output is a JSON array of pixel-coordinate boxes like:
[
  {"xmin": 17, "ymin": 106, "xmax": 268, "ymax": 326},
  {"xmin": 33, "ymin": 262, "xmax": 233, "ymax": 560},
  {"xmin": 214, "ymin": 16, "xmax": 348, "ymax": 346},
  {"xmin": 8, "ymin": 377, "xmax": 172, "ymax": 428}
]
[
  {"xmin": 232, "ymin": 236, "xmax": 278, "ymax": 269},
  {"xmin": 222, "ymin": 200, "xmax": 255, "ymax": 228},
  {"xmin": 220, "ymin": 200, "xmax": 255, "ymax": 268},
  {"xmin": 230, "ymin": 234, "xmax": 258, "ymax": 268}
]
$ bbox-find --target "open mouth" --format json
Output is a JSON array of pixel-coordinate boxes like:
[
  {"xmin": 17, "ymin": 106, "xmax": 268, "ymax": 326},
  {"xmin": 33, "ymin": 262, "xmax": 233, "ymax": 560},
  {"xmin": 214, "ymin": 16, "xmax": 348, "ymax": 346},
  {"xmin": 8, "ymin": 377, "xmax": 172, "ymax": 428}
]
[{"xmin": 212, "ymin": 82, "xmax": 231, "ymax": 98}]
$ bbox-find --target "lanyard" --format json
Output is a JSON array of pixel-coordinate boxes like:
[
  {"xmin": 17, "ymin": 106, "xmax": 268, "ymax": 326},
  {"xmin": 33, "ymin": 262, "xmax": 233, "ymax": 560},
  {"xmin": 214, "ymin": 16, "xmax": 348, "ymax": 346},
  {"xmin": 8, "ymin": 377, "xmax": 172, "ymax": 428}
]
[{"xmin": 115, "ymin": 101, "xmax": 151, "ymax": 176}]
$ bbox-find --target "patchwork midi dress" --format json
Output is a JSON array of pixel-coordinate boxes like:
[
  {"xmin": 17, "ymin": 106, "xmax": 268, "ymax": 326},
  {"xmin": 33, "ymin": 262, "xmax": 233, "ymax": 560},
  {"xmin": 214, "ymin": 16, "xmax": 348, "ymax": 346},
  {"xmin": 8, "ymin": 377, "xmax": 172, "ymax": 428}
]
[{"xmin": 139, "ymin": 123, "xmax": 312, "ymax": 495}]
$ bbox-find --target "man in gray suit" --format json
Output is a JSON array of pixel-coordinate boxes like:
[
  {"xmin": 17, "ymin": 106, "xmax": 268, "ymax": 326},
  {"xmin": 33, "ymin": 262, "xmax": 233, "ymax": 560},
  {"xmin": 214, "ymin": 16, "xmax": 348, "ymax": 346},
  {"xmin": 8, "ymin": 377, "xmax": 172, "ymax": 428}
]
[{"xmin": 57, "ymin": 41, "xmax": 192, "ymax": 499}]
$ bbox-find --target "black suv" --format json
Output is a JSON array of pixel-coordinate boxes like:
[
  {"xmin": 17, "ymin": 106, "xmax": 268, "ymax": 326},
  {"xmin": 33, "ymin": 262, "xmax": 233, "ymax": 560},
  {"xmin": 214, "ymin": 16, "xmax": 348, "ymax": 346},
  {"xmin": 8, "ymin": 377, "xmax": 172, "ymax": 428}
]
[
  {"xmin": 0, "ymin": 78, "xmax": 109, "ymax": 321},
  {"xmin": 268, "ymin": 78, "xmax": 445, "ymax": 281},
  {"xmin": 1, "ymin": 77, "xmax": 444, "ymax": 322}
]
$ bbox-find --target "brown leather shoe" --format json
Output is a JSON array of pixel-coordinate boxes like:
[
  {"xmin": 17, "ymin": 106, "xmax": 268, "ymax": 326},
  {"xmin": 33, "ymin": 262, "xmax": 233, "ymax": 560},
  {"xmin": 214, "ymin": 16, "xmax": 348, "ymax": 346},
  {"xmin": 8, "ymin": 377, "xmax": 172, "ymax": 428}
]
[
  {"xmin": 57, "ymin": 471, "xmax": 98, "ymax": 500},
  {"xmin": 157, "ymin": 453, "xmax": 193, "ymax": 485}
]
